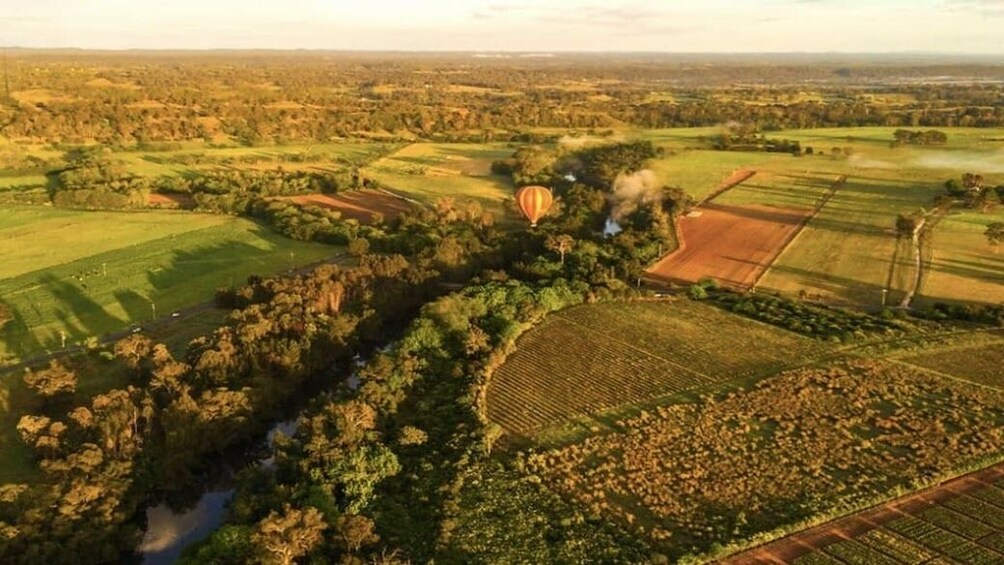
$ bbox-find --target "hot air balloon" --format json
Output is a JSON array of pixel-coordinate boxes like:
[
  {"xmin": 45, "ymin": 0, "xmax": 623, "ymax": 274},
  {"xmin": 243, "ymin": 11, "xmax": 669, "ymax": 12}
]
[{"xmin": 515, "ymin": 185, "xmax": 553, "ymax": 227}]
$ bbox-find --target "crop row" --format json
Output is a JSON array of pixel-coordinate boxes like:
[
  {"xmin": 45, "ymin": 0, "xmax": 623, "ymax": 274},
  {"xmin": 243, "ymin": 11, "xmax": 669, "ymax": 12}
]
[
  {"xmin": 822, "ymin": 538, "xmax": 901, "ymax": 565},
  {"xmin": 884, "ymin": 516, "xmax": 1002, "ymax": 564},
  {"xmin": 527, "ymin": 360, "xmax": 1004, "ymax": 559},
  {"xmin": 487, "ymin": 315, "xmax": 716, "ymax": 434},
  {"xmin": 854, "ymin": 528, "xmax": 934, "ymax": 563}
]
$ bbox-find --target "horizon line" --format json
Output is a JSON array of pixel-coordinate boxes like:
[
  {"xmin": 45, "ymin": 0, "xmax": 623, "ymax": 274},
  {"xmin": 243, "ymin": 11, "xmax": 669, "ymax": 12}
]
[{"xmin": 3, "ymin": 46, "xmax": 1004, "ymax": 58}]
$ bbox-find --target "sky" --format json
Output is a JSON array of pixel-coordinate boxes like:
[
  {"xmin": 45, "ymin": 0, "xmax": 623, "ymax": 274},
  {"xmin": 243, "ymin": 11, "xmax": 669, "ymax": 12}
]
[{"xmin": 2, "ymin": 0, "xmax": 1003, "ymax": 53}]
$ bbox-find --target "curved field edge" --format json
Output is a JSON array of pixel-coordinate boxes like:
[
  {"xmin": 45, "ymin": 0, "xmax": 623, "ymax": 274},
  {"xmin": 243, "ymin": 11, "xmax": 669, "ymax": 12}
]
[{"xmin": 486, "ymin": 299, "xmax": 833, "ymax": 439}]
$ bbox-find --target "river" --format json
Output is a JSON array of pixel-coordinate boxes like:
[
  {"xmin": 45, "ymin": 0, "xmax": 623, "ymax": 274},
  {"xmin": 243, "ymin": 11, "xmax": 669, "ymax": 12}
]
[{"xmin": 137, "ymin": 354, "xmax": 369, "ymax": 563}]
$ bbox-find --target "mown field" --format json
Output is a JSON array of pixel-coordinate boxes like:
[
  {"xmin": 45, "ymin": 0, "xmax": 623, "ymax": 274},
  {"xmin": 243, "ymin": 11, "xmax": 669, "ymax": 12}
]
[
  {"xmin": 791, "ymin": 478, "xmax": 1004, "ymax": 565},
  {"xmin": 636, "ymin": 126, "xmax": 1004, "ymax": 307},
  {"xmin": 487, "ymin": 300, "xmax": 830, "ymax": 438},
  {"xmin": 525, "ymin": 359, "xmax": 1004, "ymax": 561},
  {"xmin": 0, "ymin": 207, "xmax": 337, "ymax": 362},
  {"xmin": 362, "ymin": 142, "xmax": 517, "ymax": 218}
]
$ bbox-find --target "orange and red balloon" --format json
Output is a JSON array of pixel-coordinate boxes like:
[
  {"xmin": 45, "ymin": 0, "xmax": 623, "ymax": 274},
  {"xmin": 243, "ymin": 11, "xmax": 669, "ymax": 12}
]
[{"xmin": 515, "ymin": 185, "xmax": 553, "ymax": 227}]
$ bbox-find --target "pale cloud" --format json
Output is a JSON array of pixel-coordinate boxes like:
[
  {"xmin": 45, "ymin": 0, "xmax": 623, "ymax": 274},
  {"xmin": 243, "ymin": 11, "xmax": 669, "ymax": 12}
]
[{"xmin": 0, "ymin": 0, "xmax": 1001, "ymax": 53}]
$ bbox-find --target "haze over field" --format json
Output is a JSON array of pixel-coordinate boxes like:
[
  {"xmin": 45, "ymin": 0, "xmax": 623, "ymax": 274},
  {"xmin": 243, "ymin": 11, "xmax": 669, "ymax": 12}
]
[
  {"xmin": 4, "ymin": 0, "xmax": 1004, "ymax": 53},
  {"xmin": 2, "ymin": 1, "xmax": 1004, "ymax": 562}
]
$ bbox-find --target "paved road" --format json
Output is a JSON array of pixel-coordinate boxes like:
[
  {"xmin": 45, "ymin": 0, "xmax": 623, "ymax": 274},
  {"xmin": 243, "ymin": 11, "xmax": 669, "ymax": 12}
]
[{"xmin": 0, "ymin": 252, "xmax": 350, "ymax": 376}]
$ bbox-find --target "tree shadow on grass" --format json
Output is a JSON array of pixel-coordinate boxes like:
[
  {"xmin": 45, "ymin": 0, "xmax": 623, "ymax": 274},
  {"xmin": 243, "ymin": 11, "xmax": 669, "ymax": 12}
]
[
  {"xmin": 114, "ymin": 289, "xmax": 154, "ymax": 324},
  {"xmin": 0, "ymin": 299, "xmax": 44, "ymax": 360},
  {"xmin": 763, "ymin": 262, "xmax": 892, "ymax": 307},
  {"xmin": 144, "ymin": 226, "xmax": 301, "ymax": 297},
  {"xmin": 39, "ymin": 273, "xmax": 125, "ymax": 344},
  {"xmin": 925, "ymin": 257, "xmax": 1004, "ymax": 286}
]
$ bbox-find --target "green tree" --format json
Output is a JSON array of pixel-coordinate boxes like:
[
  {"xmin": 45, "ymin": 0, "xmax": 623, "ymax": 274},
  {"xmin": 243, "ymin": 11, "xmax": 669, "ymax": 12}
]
[
  {"xmin": 23, "ymin": 361, "xmax": 77, "ymax": 403},
  {"xmin": 251, "ymin": 505, "xmax": 327, "ymax": 565},
  {"xmin": 545, "ymin": 234, "xmax": 576, "ymax": 265},
  {"xmin": 335, "ymin": 514, "xmax": 380, "ymax": 553}
]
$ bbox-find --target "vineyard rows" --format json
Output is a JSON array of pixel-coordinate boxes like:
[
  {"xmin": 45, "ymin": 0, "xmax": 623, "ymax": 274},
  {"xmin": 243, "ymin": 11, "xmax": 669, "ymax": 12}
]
[
  {"xmin": 525, "ymin": 360, "xmax": 1004, "ymax": 560},
  {"xmin": 900, "ymin": 339, "xmax": 1004, "ymax": 390},
  {"xmin": 795, "ymin": 480, "xmax": 1004, "ymax": 565},
  {"xmin": 487, "ymin": 301, "xmax": 828, "ymax": 436}
]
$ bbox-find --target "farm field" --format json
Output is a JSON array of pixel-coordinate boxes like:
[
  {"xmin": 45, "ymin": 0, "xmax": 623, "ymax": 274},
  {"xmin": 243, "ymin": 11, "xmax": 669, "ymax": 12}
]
[
  {"xmin": 646, "ymin": 171, "xmax": 836, "ymax": 289},
  {"xmin": 362, "ymin": 142, "xmax": 517, "ymax": 218},
  {"xmin": 487, "ymin": 300, "xmax": 830, "ymax": 438},
  {"xmin": 0, "ymin": 207, "xmax": 337, "ymax": 362},
  {"xmin": 726, "ymin": 463, "xmax": 1004, "ymax": 565},
  {"xmin": 525, "ymin": 359, "xmax": 1004, "ymax": 561},
  {"xmin": 757, "ymin": 175, "xmax": 939, "ymax": 306},
  {"xmin": 917, "ymin": 209, "xmax": 1004, "ymax": 306},
  {"xmin": 647, "ymin": 203, "xmax": 808, "ymax": 289},
  {"xmin": 645, "ymin": 149, "xmax": 779, "ymax": 201},
  {"xmin": 791, "ymin": 477, "xmax": 1004, "ymax": 565},
  {"xmin": 899, "ymin": 338, "xmax": 1004, "ymax": 389},
  {"xmin": 273, "ymin": 189, "xmax": 414, "ymax": 223},
  {"xmin": 634, "ymin": 127, "xmax": 1004, "ymax": 307}
]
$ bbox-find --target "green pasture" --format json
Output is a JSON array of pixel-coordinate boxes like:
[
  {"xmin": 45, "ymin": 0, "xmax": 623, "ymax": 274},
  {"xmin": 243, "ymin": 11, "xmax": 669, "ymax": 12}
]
[
  {"xmin": 363, "ymin": 142, "xmax": 517, "ymax": 218},
  {"xmin": 918, "ymin": 209, "xmax": 1004, "ymax": 305},
  {"xmin": 646, "ymin": 150, "xmax": 783, "ymax": 201},
  {"xmin": 629, "ymin": 127, "xmax": 1004, "ymax": 308},
  {"xmin": 0, "ymin": 207, "xmax": 337, "ymax": 362}
]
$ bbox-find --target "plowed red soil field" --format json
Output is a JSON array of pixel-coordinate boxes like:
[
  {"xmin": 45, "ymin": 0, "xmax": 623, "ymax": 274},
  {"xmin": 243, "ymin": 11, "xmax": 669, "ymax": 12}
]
[
  {"xmin": 276, "ymin": 190, "xmax": 413, "ymax": 223},
  {"xmin": 646, "ymin": 203, "xmax": 808, "ymax": 290}
]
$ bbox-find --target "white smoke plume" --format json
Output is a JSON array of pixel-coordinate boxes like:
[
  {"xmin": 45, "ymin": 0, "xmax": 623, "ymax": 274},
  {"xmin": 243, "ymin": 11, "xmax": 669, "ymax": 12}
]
[
  {"xmin": 557, "ymin": 134, "xmax": 624, "ymax": 151},
  {"xmin": 848, "ymin": 154, "xmax": 896, "ymax": 169},
  {"xmin": 610, "ymin": 169, "xmax": 663, "ymax": 220},
  {"xmin": 911, "ymin": 150, "xmax": 1004, "ymax": 173}
]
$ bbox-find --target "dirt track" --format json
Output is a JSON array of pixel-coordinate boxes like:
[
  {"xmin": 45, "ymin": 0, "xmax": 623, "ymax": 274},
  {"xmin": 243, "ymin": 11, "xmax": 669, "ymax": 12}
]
[
  {"xmin": 723, "ymin": 461, "xmax": 1004, "ymax": 564},
  {"xmin": 646, "ymin": 203, "xmax": 808, "ymax": 290}
]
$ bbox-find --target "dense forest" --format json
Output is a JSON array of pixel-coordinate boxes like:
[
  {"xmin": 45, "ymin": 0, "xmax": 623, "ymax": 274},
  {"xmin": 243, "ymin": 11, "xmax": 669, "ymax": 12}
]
[{"xmin": 2, "ymin": 52, "xmax": 1003, "ymax": 146}]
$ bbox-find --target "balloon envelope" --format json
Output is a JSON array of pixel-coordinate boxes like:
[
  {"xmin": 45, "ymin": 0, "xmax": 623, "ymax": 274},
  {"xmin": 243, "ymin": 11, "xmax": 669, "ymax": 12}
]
[{"xmin": 515, "ymin": 185, "xmax": 553, "ymax": 227}]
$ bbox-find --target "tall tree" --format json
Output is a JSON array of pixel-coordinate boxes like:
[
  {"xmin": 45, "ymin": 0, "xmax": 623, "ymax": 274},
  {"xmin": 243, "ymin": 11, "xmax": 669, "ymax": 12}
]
[
  {"xmin": 251, "ymin": 504, "xmax": 327, "ymax": 565},
  {"xmin": 23, "ymin": 361, "xmax": 77, "ymax": 403}
]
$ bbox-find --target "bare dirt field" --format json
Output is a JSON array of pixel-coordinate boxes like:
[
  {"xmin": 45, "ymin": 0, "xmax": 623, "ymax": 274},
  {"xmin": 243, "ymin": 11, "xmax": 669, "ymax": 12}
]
[
  {"xmin": 147, "ymin": 192, "xmax": 195, "ymax": 208},
  {"xmin": 277, "ymin": 189, "xmax": 414, "ymax": 223},
  {"xmin": 646, "ymin": 202, "xmax": 809, "ymax": 290}
]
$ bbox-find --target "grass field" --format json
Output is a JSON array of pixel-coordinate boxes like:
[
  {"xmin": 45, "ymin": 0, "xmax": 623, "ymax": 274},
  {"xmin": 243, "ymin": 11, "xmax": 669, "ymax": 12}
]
[
  {"xmin": 0, "ymin": 207, "xmax": 337, "ymax": 362},
  {"xmin": 790, "ymin": 478, "xmax": 1004, "ymax": 565},
  {"xmin": 362, "ymin": 142, "xmax": 517, "ymax": 219},
  {"xmin": 633, "ymin": 127, "xmax": 1004, "ymax": 307},
  {"xmin": 114, "ymin": 141, "xmax": 394, "ymax": 177},
  {"xmin": 486, "ymin": 300, "xmax": 829, "ymax": 438},
  {"xmin": 525, "ymin": 359, "xmax": 1004, "ymax": 560},
  {"xmin": 918, "ymin": 209, "xmax": 1004, "ymax": 306}
]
